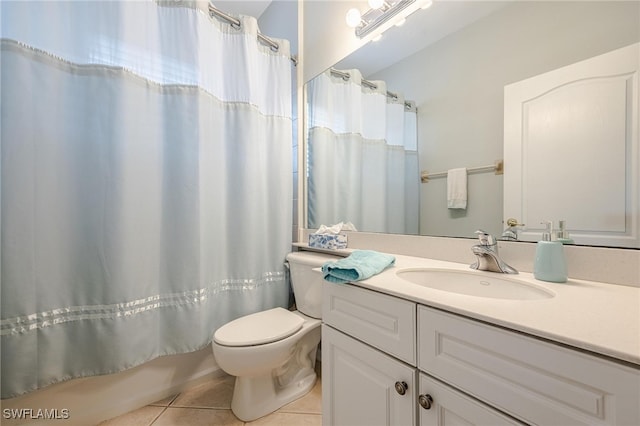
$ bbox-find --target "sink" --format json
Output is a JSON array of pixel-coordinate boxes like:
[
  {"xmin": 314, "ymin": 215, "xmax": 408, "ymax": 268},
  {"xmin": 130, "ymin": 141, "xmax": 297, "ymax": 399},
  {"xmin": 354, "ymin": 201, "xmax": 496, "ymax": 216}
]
[{"xmin": 396, "ymin": 268, "xmax": 555, "ymax": 300}]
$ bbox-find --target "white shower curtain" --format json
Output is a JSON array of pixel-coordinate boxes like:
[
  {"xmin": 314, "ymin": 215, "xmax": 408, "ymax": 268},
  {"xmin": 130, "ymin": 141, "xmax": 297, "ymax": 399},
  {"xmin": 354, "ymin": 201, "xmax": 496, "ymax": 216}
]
[
  {"xmin": 0, "ymin": 1, "xmax": 292, "ymax": 398},
  {"xmin": 307, "ymin": 69, "xmax": 419, "ymax": 234}
]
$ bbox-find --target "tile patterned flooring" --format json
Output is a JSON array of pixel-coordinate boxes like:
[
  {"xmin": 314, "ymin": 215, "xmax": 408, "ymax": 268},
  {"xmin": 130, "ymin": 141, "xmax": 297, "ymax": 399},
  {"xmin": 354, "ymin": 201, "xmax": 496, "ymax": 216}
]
[{"xmin": 99, "ymin": 372, "xmax": 322, "ymax": 426}]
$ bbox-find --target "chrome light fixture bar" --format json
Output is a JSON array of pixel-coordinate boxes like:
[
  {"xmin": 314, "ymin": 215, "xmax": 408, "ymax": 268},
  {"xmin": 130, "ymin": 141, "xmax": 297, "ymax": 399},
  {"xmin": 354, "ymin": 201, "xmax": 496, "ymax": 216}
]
[{"xmin": 355, "ymin": 0, "xmax": 416, "ymax": 38}]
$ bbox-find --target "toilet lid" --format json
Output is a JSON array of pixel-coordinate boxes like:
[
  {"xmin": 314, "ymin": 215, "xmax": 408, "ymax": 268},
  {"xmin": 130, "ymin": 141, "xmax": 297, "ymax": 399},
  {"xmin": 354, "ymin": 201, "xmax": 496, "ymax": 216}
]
[{"xmin": 213, "ymin": 307, "xmax": 304, "ymax": 347}]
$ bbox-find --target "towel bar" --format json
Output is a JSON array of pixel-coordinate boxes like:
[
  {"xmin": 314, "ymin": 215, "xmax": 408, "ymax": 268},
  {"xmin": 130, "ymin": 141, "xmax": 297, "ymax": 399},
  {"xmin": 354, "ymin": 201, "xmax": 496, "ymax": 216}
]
[{"xmin": 421, "ymin": 160, "xmax": 503, "ymax": 183}]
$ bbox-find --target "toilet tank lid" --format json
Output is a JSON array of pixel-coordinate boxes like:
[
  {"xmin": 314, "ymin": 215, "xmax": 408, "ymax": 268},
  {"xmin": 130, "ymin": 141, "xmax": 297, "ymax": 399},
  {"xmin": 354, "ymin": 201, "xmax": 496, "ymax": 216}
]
[{"xmin": 213, "ymin": 307, "xmax": 304, "ymax": 347}]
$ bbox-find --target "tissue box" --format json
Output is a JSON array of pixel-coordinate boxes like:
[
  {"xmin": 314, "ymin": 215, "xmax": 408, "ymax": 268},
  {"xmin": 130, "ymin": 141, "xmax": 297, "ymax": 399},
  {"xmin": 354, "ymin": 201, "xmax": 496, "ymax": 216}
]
[{"xmin": 309, "ymin": 233, "xmax": 348, "ymax": 250}]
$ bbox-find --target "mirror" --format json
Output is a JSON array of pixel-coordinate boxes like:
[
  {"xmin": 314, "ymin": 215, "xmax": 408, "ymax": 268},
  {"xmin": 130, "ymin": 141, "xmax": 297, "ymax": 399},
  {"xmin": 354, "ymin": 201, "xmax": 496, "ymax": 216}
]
[{"xmin": 304, "ymin": 0, "xmax": 640, "ymax": 248}]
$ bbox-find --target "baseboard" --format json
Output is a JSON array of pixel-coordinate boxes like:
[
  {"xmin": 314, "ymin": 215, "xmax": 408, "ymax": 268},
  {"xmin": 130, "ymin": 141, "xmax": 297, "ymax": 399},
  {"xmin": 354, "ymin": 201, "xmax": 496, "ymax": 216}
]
[{"xmin": 1, "ymin": 348, "xmax": 221, "ymax": 426}]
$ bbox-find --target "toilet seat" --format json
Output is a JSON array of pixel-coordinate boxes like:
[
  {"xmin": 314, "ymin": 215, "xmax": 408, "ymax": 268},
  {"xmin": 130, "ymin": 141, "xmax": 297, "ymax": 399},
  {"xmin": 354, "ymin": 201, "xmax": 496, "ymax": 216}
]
[{"xmin": 213, "ymin": 307, "xmax": 304, "ymax": 347}]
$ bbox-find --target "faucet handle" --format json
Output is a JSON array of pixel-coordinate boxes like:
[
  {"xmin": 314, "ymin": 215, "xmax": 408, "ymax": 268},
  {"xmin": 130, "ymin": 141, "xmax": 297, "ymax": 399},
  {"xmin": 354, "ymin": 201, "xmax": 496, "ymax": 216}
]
[{"xmin": 475, "ymin": 229, "xmax": 496, "ymax": 246}]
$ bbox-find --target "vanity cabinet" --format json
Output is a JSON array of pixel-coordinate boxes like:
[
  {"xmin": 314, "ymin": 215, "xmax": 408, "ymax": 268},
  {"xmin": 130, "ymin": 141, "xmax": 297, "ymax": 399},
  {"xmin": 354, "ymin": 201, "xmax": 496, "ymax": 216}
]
[{"xmin": 322, "ymin": 282, "xmax": 640, "ymax": 426}]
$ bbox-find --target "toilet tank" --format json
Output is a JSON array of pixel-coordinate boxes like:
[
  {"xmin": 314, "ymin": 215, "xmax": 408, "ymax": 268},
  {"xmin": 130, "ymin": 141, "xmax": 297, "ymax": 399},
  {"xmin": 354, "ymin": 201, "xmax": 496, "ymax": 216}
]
[{"xmin": 285, "ymin": 251, "xmax": 340, "ymax": 319}]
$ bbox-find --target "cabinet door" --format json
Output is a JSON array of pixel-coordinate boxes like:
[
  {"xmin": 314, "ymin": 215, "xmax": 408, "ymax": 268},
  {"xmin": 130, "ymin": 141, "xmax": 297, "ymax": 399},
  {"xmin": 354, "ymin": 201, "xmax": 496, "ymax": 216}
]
[
  {"xmin": 322, "ymin": 324, "xmax": 416, "ymax": 426},
  {"xmin": 418, "ymin": 373, "xmax": 524, "ymax": 426}
]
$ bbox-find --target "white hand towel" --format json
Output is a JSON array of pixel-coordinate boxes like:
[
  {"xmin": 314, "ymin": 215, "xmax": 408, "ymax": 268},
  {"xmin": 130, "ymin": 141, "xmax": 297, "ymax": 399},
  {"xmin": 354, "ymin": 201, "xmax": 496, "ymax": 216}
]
[{"xmin": 447, "ymin": 168, "xmax": 467, "ymax": 209}]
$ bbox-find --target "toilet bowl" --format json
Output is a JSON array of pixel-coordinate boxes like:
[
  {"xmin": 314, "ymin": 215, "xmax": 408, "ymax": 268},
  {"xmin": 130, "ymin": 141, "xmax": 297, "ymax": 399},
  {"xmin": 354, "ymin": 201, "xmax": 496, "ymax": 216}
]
[{"xmin": 211, "ymin": 251, "xmax": 338, "ymax": 422}]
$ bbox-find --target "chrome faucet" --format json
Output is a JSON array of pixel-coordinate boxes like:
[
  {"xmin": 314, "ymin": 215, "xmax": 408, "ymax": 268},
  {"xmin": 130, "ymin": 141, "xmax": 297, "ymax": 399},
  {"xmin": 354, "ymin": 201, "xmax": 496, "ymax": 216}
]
[{"xmin": 470, "ymin": 230, "xmax": 518, "ymax": 274}]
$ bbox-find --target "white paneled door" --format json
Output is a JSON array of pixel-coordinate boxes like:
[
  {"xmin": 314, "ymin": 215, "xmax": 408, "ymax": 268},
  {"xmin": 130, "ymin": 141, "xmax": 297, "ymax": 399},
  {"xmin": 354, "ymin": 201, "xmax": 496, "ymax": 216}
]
[{"xmin": 504, "ymin": 43, "xmax": 639, "ymax": 248}]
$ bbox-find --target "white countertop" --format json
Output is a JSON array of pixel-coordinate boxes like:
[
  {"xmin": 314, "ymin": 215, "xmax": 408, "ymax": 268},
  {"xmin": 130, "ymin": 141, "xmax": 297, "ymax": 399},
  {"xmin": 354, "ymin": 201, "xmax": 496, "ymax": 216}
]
[{"xmin": 308, "ymin": 247, "xmax": 640, "ymax": 366}]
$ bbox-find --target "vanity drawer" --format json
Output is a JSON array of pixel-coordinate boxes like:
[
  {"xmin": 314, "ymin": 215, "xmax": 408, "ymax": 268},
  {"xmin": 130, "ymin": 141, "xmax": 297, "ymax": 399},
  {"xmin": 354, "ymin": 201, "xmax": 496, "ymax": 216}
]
[
  {"xmin": 323, "ymin": 283, "xmax": 416, "ymax": 365},
  {"xmin": 418, "ymin": 306, "xmax": 640, "ymax": 425}
]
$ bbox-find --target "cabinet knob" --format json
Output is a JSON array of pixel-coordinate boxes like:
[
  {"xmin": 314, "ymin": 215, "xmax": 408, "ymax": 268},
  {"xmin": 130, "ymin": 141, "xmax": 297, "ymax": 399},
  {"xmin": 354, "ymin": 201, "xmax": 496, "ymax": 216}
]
[
  {"xmin": 394, "ymin": 381, "xmax": 408, "ymax": 396},
  {"xmin": 418, "ymin": 394, "xmax": 434, "ymax": 410}
]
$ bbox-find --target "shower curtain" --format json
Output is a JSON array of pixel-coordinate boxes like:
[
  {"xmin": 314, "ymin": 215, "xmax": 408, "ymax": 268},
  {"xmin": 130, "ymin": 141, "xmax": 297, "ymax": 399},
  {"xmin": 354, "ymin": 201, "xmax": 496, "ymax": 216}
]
[
  {"xmin": 307, "ymin": 68, "xmax": 419, "ymax": 234},
  {"xmin": 0, "ymin": 1, "xmax": 292, "ymax": 398}
]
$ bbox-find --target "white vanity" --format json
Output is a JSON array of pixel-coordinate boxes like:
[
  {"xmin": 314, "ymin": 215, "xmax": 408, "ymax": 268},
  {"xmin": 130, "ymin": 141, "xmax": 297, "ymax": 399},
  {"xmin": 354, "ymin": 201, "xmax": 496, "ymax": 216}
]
[{"xmin": 319, "ymin": 252, "xmax": 640, "ymax": 425}]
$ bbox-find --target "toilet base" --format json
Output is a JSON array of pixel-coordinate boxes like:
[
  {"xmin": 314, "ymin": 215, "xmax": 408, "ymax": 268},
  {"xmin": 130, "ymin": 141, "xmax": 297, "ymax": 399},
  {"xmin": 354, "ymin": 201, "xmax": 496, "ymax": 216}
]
[
  {"xmin": 211, "ymin": 311, "xmax": 322, "ymax": 422},
  {"xmin": 231, "ymin": 366, "xmax": 317, "ymax": 422}
]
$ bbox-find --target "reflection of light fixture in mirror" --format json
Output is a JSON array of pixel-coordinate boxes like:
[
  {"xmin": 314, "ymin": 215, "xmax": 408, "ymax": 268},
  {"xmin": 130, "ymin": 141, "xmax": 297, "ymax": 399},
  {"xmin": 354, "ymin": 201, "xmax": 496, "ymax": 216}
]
[
  {"xmin": 349, "ymin": 0, "xmax": 431, "ymax": 38},
  {"xmin": 345, "ymin": 8, "xmax": 363, "ymax": 28}
]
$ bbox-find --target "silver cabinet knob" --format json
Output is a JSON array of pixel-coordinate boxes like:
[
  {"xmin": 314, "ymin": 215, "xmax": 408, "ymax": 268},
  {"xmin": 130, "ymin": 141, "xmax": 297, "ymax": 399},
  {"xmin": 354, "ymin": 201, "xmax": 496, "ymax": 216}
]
[
  {"xmin": 418, "ymin": 394, "xmax": 434, "ymax": 410},
  {"xmin": 394, "ymin": 381, "xmax": 408, "ymax": 395}
]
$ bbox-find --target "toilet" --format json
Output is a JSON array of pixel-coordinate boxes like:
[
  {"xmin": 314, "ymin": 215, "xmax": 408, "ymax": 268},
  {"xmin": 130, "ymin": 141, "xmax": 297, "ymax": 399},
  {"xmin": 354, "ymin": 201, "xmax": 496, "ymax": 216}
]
[{"xmin": 211, "ymin": 251, "xmax": 337, "ymax": 422}]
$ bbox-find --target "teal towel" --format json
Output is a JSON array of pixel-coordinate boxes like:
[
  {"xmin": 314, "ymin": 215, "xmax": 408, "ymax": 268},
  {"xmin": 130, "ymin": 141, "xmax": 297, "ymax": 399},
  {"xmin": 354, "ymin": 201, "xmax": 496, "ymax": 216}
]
[{"xmin": 322, "ymin": 250, "xmax": 396, "ymax": 283}]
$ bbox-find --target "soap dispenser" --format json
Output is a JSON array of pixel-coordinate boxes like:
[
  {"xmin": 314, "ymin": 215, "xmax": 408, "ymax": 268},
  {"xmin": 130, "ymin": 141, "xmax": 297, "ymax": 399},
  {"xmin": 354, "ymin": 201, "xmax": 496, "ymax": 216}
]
[
  {"xmin": 534, "ymin": 221, "xmax": 568, "ymax": 283},
  {"xmin": 555, "ymin": 220, "xmax": 575, "ymax": 245}
]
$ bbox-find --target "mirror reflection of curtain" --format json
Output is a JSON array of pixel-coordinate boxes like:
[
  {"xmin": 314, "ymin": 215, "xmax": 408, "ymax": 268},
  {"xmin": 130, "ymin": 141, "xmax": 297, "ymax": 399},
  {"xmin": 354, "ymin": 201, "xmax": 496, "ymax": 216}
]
[
  {"xmin": 1, "ymin": 1, "xmax": 292, "ymax": 398},
  {"xmin": 307, "ymin": 69, "xmax": 419, "ymax": 234}
]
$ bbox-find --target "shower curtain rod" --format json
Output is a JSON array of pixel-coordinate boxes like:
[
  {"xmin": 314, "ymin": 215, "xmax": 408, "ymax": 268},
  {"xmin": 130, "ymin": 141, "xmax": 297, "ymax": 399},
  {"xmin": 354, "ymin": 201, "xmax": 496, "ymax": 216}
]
[
  {"xmin": 208, "ymin": 3, "xmax": 298, "ymax": 66},
  {"xmin": 330, "ymin": 68, "xmax": 414, "ymax": 110}
]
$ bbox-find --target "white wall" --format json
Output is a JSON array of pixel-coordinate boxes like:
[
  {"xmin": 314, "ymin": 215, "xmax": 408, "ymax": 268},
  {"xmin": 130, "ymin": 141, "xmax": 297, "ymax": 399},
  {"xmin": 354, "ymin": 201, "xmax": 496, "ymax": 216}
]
[
  {"xmin": 302, "ymin": 0, "xmax": 371, "ymax": 82},
  {"xmin": 370, "ymin": 1, "xmax": 640, "ymax": 238},
  {"xmin": 258, "ymin": 1, "xmax": 299, "ymax": 55}
]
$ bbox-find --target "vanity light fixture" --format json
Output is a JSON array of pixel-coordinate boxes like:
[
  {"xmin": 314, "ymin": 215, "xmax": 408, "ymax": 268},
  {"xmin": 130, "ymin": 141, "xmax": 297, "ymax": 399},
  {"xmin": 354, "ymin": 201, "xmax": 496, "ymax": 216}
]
[
  {"xmin": 368, "ymin": 0, "xmax": 386, "ymax": 9},
  {"xmin": 345, "ymin": 8, "xmax": 364, "ymax": 28},
  {"xmin": 346, "ymin": 0, "xmax": 432, "ymax": 38}
]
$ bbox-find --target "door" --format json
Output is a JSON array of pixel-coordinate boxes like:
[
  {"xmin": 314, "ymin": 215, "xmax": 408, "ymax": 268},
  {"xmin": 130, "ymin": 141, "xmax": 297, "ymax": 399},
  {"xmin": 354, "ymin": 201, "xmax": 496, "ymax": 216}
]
[
  {"xmin": 504, "ymin": 43, "xmax": 639, "ymax": 248},
  {"xmin": 322, "ymin": 324, "xmax": 416, "ymax": 426}
]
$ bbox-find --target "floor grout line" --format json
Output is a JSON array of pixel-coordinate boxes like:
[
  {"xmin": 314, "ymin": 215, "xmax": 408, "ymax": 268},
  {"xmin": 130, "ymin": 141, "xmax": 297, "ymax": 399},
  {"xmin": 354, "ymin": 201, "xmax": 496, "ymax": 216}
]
[{"xmin": 147, "ymin": 406, "xmax": 168, "ymax": 426}]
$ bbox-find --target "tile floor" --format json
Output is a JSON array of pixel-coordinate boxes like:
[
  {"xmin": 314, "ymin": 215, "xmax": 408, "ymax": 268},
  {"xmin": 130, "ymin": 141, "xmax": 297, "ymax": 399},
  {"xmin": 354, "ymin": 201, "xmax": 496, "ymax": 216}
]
[{"xmin": 99, "ymin": 370, "xmax": 322, "ymax": 426}]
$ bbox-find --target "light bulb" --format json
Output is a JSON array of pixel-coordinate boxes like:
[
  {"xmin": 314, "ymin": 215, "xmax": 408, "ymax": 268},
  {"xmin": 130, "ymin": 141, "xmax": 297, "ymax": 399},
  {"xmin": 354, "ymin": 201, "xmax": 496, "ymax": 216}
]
[
  {"xmin": 345, "ymin": 8, "xmax": 362, "ymax": 28},
  {"xmin": 368, "ymin": 0, "xmax": 385, "ymax": 9},
  {"xmin": 395, "ymin": 18, "xmax": 406, "ymax": 27},
  {"xmin": 421, "ymin": 0, "xmax": 433, "ymax": 9},
  {"xmin": 372, "ymin": 34, "xmax": 383, "ymax": 42}
]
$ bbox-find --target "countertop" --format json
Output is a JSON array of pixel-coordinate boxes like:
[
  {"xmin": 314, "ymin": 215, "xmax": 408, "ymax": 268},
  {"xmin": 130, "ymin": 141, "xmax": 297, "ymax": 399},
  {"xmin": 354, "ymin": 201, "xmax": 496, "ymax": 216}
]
[{"xmin": 299, "ymin": 245, "xmax": 640, "ymax": 367}]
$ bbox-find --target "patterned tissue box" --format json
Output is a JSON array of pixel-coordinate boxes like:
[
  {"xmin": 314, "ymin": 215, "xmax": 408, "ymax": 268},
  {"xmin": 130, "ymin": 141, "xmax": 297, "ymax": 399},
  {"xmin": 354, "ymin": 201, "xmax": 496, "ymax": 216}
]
[{"xmin": 308, "ymin": 233, "xmax": 348, "ymax": 250}]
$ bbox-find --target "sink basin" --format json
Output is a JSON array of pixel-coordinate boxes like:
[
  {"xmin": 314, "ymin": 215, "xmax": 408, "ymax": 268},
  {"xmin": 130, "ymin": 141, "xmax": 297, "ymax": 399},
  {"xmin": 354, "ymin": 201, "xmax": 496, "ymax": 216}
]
[{"xmin": 396, "ymin": 268, "xmax": 555, "ymax": 300}]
